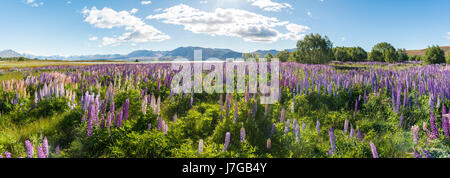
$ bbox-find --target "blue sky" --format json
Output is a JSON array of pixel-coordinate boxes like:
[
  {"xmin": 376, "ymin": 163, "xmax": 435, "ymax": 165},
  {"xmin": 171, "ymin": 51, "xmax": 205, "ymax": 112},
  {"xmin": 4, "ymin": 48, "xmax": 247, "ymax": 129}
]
[{"xmin": 0, "ymin": 0, "xmax": 449, "ymax": 56}]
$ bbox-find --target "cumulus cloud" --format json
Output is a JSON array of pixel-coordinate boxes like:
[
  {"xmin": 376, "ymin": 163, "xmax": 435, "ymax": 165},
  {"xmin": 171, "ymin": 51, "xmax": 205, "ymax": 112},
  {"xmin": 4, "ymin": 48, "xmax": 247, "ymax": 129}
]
[
  {"xmin": 26, "ymin": 0, "xmax": 44, "ymax": 7},
  {"xmin": 146, "ymin": 4, "xmax": 308, "ymax": 42},
  {"xmin": 82, "ymin": 7, "xmax": 170, "ymax": 46},
  {"xmin": 130, "ymin": 8, "xmax": 139, "ymax": 14},
  {"xmin": 247, "ymin": 0, "xmax": 292, "ymax": 12},
  {"xmin": 447, "ymin": 32, "xmax": 450, "ymax": 39},
  {"xmin": 141, "ymin": 1, "xmax": 152, "ymax": 5}
]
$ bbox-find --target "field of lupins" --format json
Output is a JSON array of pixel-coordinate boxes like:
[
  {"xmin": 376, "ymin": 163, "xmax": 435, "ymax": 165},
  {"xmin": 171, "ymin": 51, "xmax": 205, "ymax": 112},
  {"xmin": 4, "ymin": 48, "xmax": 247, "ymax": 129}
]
[{"xmin": 0, "ymin": 62, "xmax": 449, "ymax": 158}]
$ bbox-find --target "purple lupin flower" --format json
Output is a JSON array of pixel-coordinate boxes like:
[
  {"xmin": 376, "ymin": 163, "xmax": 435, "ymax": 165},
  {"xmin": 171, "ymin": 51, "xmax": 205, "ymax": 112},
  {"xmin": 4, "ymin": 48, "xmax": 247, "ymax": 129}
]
[
  {"xmin": 284, "ymin": 119, "xmax": 290, "ymax": 133},
  {"xmin": 55, "ymin": 145, "xmax": 60, "ymax": 155},
  {"xmin": 25, "ymin": 140, "xmax": 34, "ymax": 158},
  {"xmin": 399, "ymin": 114, "xmax": 404, "ymax": 128},
  {"xmin": 358, "ymin": 128, "xmax": 363, "ymax": 141},
  {"xmin": 100, "ymin": 115, "xmax": 105, "ymax": 129},
  {"xmin": 411, "ymin": 125, "xmax": 420, "ymax": 145},
  {"xmin": 4, "ymin": 152, "xmax": 11, "ymax": 158},
  {"xmin": 36, "ymin": 145, "xmax": 45, "ymax": 158},
  {"xmin": 316, "ymin": 120, "xmax": 320, "ymax": 134},
  {"xmin": 87, "ymin": 114, "xmax": 93, "ymax": 136},
  {"xmin": 414, "ymin": 149, "xmax": 422, "ymax": 158},
  {"xmin": 266, "ymin": 138, "xmax": 272, "ymax": 150},
  {"xmin": 222, "ymin": 132, "xmax": 230, "ymax": 152},
  {"xmin": 115, "ymin": 109, "xmax": 123, "ymax": 128},
  {"xmin": 157, "ymin": 116, "xmax": 162, "ymax": 131},
  {"xmin": 270, "ymin": 123, "xmax": 276, "ymax": 137},
  {"xmin": 240, "ymin": 127, "xmax": 246, "ymax": 143},
  {"xmin": 42, "ymin": 136, "xmax": 49, "ymax": 158},
  {"xmin": 329, "ymin": 127, "xmax": 336, "ymax": 153},
  {"xmin": 107, "ymin": 112, "xmax": 113, "ymax": 129},
  {"xmin": 110, "ymin": 101, "xmax": 115, "ymax": 115},
  {"xmin": 344, "ymin": 119, "xmax": 349, "ymax": 134},
  {"xmin": 173, "ymin": 113, "xmax": 178, "ymax": 123},
  {"xmin": 122, "ymin": 99, "xmax": 130, "ymax": 121},
  {"xmin": 430, "ymin": 112, "xmax": 439, "ymax": 139},
  {"xmin": 252, "ymin": 100, "xmax": 258, "ymax": 118},
  {"xmin": 442, "ymin": 105, "xmax": 449, "ymax": 138},
  {"xmin": 147, "ymin": 123, "xmax": 152, "ymax": 131},
  {"xmin": 302, "ymin": 122, "xmax": 306, "ymax": 130},
  {"xmin": 443, "ymin": 116, "xmax": 449, "ymax": 138},
  {"xmin": 350, "ymin": 125, "xmax": 355, "ymax": 138},
  {"xmin": 280, "ymin": 108, "xmax": 285, "ymax": 123},
  {"xmin": 369, "ymin": 141, "xmax": 379, "ymax": 158},
  {"xmin": 422, "ymin": 149, "xmax": 433, "ymax": 158}
]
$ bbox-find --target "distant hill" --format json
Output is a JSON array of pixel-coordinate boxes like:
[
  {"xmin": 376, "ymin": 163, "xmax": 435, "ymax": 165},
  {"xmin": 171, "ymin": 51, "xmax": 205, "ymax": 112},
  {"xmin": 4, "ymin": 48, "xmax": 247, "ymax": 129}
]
[
  {"xmin": 0, "ymin": 49, "xmax": 22, "ymax": 58},
  {"xmin": 255, "ymin": 49, "xmax": 295, "ymax": 58},
  {"xmin": 166, "ymin": 47, "xmax": 242, "ymax": 60},
  {"xmin": 407, "ymin": 46, "xmax": 450, "ymax": 56}
]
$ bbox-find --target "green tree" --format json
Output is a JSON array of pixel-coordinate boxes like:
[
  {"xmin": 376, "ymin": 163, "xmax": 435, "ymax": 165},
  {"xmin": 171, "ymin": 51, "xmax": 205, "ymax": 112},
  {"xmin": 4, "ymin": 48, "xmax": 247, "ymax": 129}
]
[
  {"xmin": 243, "ymin": 52, "xmax": 262, "ymax": 62},
  {"xmin": 264, "ymin": 52, "xmax": 273, "ymax": 62},
  {"xmin": 368, "ymin": 51, "xmax": 383, "ymax": 62},
  {"xmin": 349, "ymin": 47, "xmax": 367, "ymax": 61},
  {"xmin": 383, "ymin": 48, "xmax": 398, "ymax": 63},
  {"xmin": 422, "ymin": 45, "xmax": 445, "ymax": 64},
  {"xmin": 293, "ymin": 33, "xmax": 333, "ymax": 64},
  {"xmin": 369, "ymin": 42, "xmax": 398, "ymax": 63},
  {"xmin": 332, "ymin": 47, "xmax": 350, "ymax": 62},
  {"xmin": 397, "ymin": 48, "xmax": 408, "ymax": 61},
  {"xmin": 275, "ymin": 50, "xmax": 290, "ymax": 62}
]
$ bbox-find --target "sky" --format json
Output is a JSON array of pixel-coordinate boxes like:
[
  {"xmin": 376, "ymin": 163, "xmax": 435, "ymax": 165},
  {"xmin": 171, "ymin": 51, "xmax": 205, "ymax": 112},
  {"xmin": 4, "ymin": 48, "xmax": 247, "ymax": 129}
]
[{"xmin": 0, "ymin": 0, "xmax": 449, "ymax": 56}]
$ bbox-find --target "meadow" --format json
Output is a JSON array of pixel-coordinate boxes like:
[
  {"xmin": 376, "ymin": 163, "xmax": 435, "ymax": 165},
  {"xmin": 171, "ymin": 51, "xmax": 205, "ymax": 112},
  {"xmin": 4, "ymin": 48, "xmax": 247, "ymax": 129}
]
[{"xmin": 0, "ymin": 61, "xmax": 448, "ymax": 158}]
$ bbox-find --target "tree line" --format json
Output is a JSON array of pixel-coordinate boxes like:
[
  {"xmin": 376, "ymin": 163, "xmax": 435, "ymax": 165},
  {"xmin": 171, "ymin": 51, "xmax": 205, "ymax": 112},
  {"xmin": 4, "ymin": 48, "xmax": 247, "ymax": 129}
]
[{"xmin": 244, "ymin": 33, "xmax": 449, "ymax": 64}]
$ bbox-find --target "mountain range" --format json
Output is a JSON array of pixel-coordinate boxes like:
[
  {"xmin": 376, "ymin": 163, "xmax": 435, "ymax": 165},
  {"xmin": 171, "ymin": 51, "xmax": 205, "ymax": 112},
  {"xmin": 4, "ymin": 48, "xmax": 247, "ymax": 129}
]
[
  {"xmin": 0, "ymin": 49, "xmax": 22, "ymax": 58},
  {"xmin": 1, "ymin": 47, "xmax": 294, "ymax": 61}
]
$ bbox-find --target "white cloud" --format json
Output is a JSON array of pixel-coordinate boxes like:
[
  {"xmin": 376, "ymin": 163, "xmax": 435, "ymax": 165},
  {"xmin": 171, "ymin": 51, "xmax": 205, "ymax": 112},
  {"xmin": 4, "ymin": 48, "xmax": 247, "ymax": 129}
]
[
  {"xmin": 141, "ymin": 1, "xmax": 152, "ymax": 5},
  {"xmin": 307, "ymin": 11, "xmax": 312, "ymax": 17},
  {"xmin": 247, "ymin": 0, "xmax": 292, "ymax": 12},
  {"xmin": 89, "ymin": 36, "xmax": 99, "ymax": 41},
  {"xmin": 447, "ymin": 32, "xmax": 450, "ymax": 39},
  {"xmin": 147, "ymin": 4, "xmax": 308, "ymax": 42},
  {"xmin": 341, "ymin": 37, "xmax": 346, "ymax": 42},
  {"xmin": 26, "ymin": 0, "xmax": 44, "ymax": 7},
  {"xmin": 200, "ymin": 1, "xmax": 208, "ymax": 4},
  {"xmin": 130, "ymin": 8, "xmax": 139, "ymax": 14},
  {"xmin": 82, "ymin": 7, "xmax": 170, "ymax": 46},
  {"xmin": 67, "ymin": 1, "xmax": 71, "ymax": 4}
]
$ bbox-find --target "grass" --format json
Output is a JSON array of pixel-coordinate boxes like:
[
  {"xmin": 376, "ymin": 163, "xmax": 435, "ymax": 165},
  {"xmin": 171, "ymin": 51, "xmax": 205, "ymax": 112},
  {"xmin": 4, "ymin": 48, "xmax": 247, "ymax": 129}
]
[
  {"xmin": 0, "ymin": 71, "xmax": 24, "ymax": 81},
  {"xmin": 0, "ymin": 113, "xmax": 68, "ymax": 149}
]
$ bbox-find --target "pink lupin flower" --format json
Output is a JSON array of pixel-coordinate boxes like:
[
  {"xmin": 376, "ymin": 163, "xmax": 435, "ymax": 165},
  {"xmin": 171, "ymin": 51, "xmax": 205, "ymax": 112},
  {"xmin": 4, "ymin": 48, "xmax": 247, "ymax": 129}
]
[{"xmin": 369, "ymin": 141, "xmax": 379, "ymax": 158}]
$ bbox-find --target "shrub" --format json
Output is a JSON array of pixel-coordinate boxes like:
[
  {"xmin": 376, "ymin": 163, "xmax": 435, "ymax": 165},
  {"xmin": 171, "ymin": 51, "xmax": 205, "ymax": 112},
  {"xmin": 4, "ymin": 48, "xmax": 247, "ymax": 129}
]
[{"xmin": 422, "ymin": 45, "xmax": 445, "ymax": 64}]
